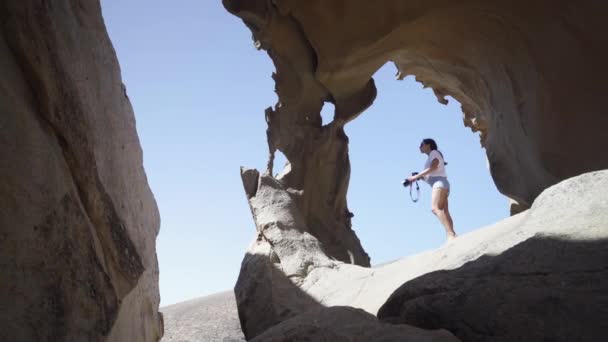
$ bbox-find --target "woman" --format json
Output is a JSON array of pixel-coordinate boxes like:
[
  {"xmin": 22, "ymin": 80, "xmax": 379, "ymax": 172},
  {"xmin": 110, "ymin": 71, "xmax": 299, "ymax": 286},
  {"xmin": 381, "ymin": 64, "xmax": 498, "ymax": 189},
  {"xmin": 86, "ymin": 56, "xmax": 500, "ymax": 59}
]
[{"xmin": 407, "ymin": 138, "xmax": 457, "ymax": 241}]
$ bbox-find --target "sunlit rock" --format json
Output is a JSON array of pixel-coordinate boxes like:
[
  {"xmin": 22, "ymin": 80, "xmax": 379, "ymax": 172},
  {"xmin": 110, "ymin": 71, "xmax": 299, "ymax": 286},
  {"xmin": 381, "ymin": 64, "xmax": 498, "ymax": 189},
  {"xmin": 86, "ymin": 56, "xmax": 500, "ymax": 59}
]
[
  {"xmin": 224, "ymin": 1, "xmax": 608, "ymax": 339},
  {"xmin": 0, "ymin": 1, "xmax": 162, "ymax": 341}
]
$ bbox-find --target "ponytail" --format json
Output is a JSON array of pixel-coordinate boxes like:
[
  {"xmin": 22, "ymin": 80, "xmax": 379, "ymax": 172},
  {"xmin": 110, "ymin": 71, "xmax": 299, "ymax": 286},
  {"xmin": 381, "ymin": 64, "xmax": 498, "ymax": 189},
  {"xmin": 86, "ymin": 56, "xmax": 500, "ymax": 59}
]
[
  {"xmin": 437, "ymin": 150, "xmax": 448, "ymax": 166},
  {"xmin": 422, "ymin": 138, "xmax": 448, "ymax": 165}
]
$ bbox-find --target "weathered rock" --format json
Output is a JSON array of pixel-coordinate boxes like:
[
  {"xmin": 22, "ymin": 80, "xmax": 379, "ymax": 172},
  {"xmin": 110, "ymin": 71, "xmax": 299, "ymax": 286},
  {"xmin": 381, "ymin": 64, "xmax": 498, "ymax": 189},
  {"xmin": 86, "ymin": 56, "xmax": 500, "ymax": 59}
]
[
  {"xmin": 225, "ymin": 3, "xmax": 608, "ymax": 338},
  {"xmin": 250, "ymin": 306, "xmax": 460, "ymax": 342},
  {"xmin": 283, "ymin": 170, "xmax": 607, "ymax": 315},
  {"xmin": 225, "ymin": 0, "xmax": 608, "ymax": 221},
  {"xmin": 236, "ymin": 169, "xmax": 336, "ymax": 339},
  {"xmin": 161, "ymin": 291, "xmax": 245, "ymax": 342},
  {"xmin": 233, "ymin": 169, "xmax": 608, "ymax": 339},
  {"xmin": 378, "ymin": 237, "xmax": 608, "ymax": 342},
  {"xmin": 377, "ymin": 170, "xmax": 608, "ymax": 341},
  {"xmin": 0, "ymin": 1, "xmax": 161, "ymax": 341},
  {"xmin": 244, "ymin": 171, "xmax": 336, "ymax": 278}
]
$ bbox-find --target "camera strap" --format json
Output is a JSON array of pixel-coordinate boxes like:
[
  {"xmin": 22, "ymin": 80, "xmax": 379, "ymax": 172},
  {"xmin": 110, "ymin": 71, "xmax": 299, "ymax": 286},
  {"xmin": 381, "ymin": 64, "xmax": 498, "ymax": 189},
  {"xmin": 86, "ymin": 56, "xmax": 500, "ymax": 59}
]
[{"xmin": 410, "ymin": 180, "xmax": 420, "ymax": 202}]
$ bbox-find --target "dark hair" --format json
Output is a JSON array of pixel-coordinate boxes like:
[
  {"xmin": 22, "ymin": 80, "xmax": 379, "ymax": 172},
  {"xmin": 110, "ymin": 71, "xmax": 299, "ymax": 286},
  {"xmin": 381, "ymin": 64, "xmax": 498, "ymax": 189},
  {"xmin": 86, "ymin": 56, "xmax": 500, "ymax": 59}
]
[{"xmin": 422, "ymin": 138, "xmax": 448, "ymax": 165}]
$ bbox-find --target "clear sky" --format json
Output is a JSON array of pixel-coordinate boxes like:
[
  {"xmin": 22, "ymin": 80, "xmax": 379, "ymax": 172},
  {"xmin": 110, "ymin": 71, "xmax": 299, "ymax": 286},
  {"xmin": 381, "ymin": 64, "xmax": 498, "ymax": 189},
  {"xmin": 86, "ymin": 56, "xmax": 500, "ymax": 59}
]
[{"xmin": 101, "ymin": 1, "xmax": 508, "ymax": 306}]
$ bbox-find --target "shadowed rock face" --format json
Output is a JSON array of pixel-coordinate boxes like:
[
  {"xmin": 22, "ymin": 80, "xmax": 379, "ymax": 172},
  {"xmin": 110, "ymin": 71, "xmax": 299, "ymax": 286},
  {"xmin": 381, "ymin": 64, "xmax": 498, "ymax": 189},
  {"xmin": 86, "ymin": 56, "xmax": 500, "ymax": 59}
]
[
  {"xmin": 0, "ymin": 1, "xmax": 162, "ymax": 341},
  {"xmin": 378, "ymin": 237, "xmax": 608, "ymax": 342},
  {"xmin": 376, "ymin": 171, "xmax": 608, "ymax": 342},
  {"xmin": 250, "ymin": 306, "xmax": 459, "ymax": 342},
  {"xmin": 160, "ymin": 171, "xmax": 607, "ymax": 340},
  {"xmin": 232, "ymin": 169, "xmax": 608, "ymax": 340}
]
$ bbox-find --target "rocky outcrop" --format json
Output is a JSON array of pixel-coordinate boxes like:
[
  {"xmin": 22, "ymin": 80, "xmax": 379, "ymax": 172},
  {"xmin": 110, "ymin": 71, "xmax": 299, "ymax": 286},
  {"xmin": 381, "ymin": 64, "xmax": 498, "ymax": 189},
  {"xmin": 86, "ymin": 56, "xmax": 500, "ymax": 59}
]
[
  {"xmin": 232, "ymin": 167, "xmax": 608, "ymax": 339},
  {"xmin": 378, "ymin": 236, "xmax": 608, "ymax": 342},
  {"xmin": 377, "ymin": 171, "xmax": 608, "ymax": 341},
  {"xmin": 225, "ymin": 0, "xmax": 608, "ymax": 218},
  {"xmin": 250, "ymin": 306, "xmax": 459, "ymax": 342},
  {"xmin": 298, "ymin": 171, "xmax": 608, "ymax": 317},
  {"xmin": 160, "ymin": 169, "xmax": 607, "ymax": 340},
  {"xmin": 161, "ymin": 291, "xmax": 245, "ymax": 342},
  {"xmin": 236, "ymin": 168, "xmax": 336, "ymax": 339},
  {"xmin": 225, "ymin": 2, "xmax": 608, "ymax": 338},
  {"xmin": 0, "ymin": 1, "xmax": 161, "ymax": 341}
]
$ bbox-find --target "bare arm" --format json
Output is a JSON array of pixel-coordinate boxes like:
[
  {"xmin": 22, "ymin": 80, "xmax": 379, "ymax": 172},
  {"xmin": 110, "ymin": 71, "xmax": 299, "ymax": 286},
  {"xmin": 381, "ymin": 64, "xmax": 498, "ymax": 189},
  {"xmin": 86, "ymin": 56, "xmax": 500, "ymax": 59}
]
[{"xmin": 408, "ymin": 159, "xmax": 439, "ymax": 182}]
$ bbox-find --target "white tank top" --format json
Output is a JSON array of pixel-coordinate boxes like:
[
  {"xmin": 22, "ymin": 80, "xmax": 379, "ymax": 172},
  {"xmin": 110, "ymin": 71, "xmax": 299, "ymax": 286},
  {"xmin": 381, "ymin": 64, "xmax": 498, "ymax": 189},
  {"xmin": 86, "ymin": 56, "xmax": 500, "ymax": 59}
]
[{"xmin": 424, "ymin": 150, "xmax": 447, "ymax": 178}]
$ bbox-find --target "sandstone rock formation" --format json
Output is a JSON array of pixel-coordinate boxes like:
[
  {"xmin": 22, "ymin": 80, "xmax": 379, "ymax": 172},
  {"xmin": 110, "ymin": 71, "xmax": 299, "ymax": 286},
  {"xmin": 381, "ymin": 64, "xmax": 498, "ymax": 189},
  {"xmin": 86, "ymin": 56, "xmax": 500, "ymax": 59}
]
[
  {"xmin": 377, "ymin": 171, "xmax": 608, "ymax": 341},
  {"xmin": 166, "ymin": 170, "xmax": 607, "ymax": 340},
  {"xmin": 225, "ymin": 0, "xmax": 608, "ymax": 218},
  {"xmin": 0, "ymin": 1, "xmax": 162, "ymax": 341},
  {"xmin": 236, "ymin": 168, "xmax": 465, "ymax": 339},
  {"xmin": 236, "ymin": 167, "xmax": 608, "ymax": 339},
  {"xmin": 378, "ymin": 236, "xmax": 608, "ymax": 342},
  {"xmin": 236, "ymin": 168, "xmax": 335, "ymax": 338},
  {"xmin": 225, "ymin": 1, "xmax": 608, "ymax": 339}
]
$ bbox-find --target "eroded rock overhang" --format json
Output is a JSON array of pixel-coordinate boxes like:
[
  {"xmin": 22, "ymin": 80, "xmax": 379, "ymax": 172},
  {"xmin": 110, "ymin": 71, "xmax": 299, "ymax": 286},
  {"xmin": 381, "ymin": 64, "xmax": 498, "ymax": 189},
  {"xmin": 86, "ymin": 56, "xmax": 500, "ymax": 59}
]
[
  {"xmin": 226, "ymin": 0, "xmax": 608, "ymax": 216},
  {"xmin": 226, "ymin": 1, "xmax": 608, "ymax": 339}
]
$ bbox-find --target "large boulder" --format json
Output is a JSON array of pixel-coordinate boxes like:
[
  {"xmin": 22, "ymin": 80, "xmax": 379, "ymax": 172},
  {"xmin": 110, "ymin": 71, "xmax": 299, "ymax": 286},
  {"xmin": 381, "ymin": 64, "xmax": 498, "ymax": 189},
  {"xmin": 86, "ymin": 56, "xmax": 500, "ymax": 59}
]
[
  {"xmin": 0, "ymin": 1, "xmax": 161, "ymax": 341},
  {"xmin": 250, "ymin": 306, "xmax": 459, "ymax": 342},
  {"xmin": 377, "ymin": 170, "xmax": 608, "ymax": 341},
  {"xmin": 378, "ymin": 236, "xmax": 608, "ymax": 342},
  {"xmin": 235, "ymin": 168, "xmax": 336, "ymax": 339},
  {"xmin": 232, "ymin": 169, "xmax": 608, "ymax": 339},
  {"xmin": 287, "ymin": 170, "xmax": 608, "ymax": 316}
]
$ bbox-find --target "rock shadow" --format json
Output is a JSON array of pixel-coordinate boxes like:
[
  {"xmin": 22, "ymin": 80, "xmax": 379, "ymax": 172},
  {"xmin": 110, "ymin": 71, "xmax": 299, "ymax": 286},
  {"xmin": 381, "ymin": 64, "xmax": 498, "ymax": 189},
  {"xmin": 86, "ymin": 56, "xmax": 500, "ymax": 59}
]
[
  {"xmin": 236, "ymin": 252, "xmax": 459, "ymax": 341},
  {"xmin": 378, "ymin": 236, "xmax": 608, "ymax": 342},
  {"xmin": 235, "ymin": 252, "xmax": 324, "ymax": 340}
]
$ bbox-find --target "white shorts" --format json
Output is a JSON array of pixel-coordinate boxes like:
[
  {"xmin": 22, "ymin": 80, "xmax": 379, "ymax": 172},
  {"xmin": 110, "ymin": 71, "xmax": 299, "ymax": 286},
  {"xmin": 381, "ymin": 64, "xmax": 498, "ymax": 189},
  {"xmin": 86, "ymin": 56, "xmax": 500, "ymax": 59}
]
[{"xmin": 427, "ymin": 176, "xmax": 450, "ymax": 194}]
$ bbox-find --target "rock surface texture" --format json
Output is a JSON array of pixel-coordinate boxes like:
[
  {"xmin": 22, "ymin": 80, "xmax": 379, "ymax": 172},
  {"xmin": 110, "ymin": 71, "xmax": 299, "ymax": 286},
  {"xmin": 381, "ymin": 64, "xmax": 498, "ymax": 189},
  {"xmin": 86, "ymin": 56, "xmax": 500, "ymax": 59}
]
[
  {"xmin": 161, "ymin": 291, "xmax": 245, "ymax": 342},
  {"xmin": 250, "ymin": 306, "xmax": 459, "ymax": 342},
  {"xmin": 224, "ymin": 0, "xmax": 608, "ymax": 217},
  {"xmin": 165, "ymin": 171, "xmax": 608, "ymax": 340},
  {"xmin": 0, "ymin": 1, "xmax": 162, "ymax": 341},
  {"xmin": 377, "ymin": 171, "xmax": 608, "ymax": 341},
  {"xmin": 225, "ymin": 1, "xmax": 608, "ymax": 339}
]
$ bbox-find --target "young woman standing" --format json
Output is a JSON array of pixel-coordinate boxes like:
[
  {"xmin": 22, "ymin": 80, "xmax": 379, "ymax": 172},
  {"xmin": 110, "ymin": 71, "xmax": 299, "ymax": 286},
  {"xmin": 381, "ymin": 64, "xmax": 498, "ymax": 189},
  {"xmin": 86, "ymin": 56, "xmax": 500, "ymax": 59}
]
[{"xmin": 406, "ymin": 138, "xmax": 457, "ymax": 241}]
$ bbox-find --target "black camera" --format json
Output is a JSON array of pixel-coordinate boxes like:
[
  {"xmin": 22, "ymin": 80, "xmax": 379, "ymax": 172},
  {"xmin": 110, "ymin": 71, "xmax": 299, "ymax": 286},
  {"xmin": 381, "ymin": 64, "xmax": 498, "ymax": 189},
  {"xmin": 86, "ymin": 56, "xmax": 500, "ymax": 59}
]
[{"xmin": 402, "ymin": 172, "xmax": 419, "ymax": 187}]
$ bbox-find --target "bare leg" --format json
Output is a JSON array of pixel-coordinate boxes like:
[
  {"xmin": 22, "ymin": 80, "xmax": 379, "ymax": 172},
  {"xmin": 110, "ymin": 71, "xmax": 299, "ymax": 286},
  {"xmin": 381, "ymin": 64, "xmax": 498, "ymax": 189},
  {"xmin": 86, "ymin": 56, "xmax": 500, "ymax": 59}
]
[
  {"xmin": 431, "ymin": 188, "xmax": 456, "ymax": 240},
  {"xmin": 444, "ymin": 198, "xmax": 456, "ymax": 239}
]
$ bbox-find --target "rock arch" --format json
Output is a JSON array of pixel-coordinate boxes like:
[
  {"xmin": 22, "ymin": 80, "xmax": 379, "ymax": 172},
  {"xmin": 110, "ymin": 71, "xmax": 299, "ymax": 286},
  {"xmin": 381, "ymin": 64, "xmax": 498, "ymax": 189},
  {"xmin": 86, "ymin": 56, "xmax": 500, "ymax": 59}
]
[{"xmin": 225, "ymin": 0, "xmax": 608, "ymax": 265}]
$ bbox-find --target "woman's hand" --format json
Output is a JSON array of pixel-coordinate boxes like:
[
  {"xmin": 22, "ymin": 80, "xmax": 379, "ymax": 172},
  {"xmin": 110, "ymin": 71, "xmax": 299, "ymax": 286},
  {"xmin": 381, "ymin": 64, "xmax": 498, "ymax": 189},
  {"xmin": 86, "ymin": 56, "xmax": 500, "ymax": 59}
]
[{"xmin": 407, "ymin": 175, "xmax": 418, "ymax": 183}]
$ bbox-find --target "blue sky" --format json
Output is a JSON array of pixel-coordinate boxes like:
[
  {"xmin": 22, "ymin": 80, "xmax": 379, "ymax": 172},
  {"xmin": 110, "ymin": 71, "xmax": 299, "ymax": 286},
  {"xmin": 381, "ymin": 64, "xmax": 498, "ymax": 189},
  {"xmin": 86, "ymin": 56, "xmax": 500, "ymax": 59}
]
[{"xmin": 101, "ymin": 1, "xmax": 507, "ymax": 306}]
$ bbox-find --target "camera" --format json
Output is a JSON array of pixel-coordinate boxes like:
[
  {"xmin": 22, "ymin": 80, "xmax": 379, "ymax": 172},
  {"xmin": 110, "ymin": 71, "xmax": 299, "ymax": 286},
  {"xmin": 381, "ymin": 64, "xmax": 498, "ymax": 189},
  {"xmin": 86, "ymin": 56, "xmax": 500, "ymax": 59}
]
[{"xmin": 402, "ymin": 172, "xmax": 419, "ymax": 187}]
